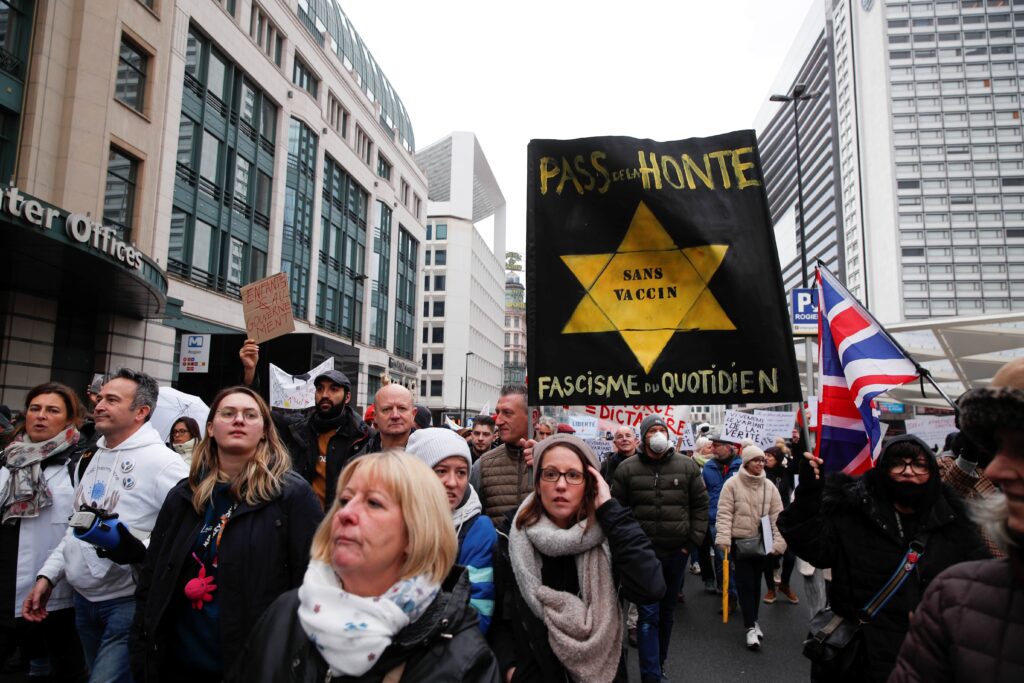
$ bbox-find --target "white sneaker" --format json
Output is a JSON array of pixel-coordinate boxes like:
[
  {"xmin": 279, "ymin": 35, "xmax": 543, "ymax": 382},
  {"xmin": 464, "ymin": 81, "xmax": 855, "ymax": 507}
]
[
  {"xmin": 754, "ymin": 622, "xmax": 764, "ymax": 639},
  {"xmin": 746, "ymin": 628, "xmax": 761, "ymax": 650}
]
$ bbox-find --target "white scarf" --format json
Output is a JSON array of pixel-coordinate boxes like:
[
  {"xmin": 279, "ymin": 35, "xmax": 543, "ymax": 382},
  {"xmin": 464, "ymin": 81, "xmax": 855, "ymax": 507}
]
[
  {"xmin": 452, "ymin": 485, "xmax": 482, "ymax": 535},
  {"xmin": 297, "ymin": 560, "xmax": 440, "ymax": 677}
]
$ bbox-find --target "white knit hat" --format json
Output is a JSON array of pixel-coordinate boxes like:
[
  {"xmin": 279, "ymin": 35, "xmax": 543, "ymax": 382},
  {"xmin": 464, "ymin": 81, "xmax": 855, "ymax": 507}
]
[
  {"xmin": 406, "ymin": 427, "xmax": 472, "ymax": 470},
  {"xmin": 741, "ymin": 444, "xmax": 765, "ymax": 465}
]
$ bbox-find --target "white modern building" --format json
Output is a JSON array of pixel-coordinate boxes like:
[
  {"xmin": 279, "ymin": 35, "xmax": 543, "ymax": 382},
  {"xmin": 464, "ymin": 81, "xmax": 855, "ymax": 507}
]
[
  {"xmin": 832, "ymin": 0, "xmax": 1024, "ymax": 323},
  {"xmin": 415, "ymin": 132, "xmax": 506, "ymax": 423}
]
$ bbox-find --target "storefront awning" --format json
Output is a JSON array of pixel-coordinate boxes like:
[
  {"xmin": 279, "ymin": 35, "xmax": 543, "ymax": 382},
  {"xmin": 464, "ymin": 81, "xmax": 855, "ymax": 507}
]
[{"xmin": 0, "ymin": 188, "xmax": 166, "ymax": 318}]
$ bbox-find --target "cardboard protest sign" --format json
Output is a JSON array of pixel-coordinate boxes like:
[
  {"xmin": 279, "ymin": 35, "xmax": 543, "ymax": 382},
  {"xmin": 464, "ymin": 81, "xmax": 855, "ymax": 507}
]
[
  {"xmin": 904, "ymin": 415, "xmax": 956, "ymax": 452},
  {"xmin": 579, "ymin": 404, "xmax": 689, "ymax": 438},
  {"xmin": 269, "ymin": 357, "xmax": 334, "ymax": 410},
  {"xmin": 721, "ymin": 409, "xmax": 772, "ymax": 448},
  {"xmin": 241, "ymin": 272, "xmax": 295, "ymax": 343},
  {"xmin": 755, "ymin": 409, "xmax": 796, "ymax": 440},
  {"xmin": 527, "ymin": 132, "xmax": 800, "ymax": 406}
]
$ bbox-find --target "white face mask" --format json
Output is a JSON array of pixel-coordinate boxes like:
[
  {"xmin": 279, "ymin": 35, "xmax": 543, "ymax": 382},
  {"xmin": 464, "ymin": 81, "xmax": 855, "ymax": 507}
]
[{"xmin": 648, "ymin": 431, "xmax": 670, "ymax": 454}]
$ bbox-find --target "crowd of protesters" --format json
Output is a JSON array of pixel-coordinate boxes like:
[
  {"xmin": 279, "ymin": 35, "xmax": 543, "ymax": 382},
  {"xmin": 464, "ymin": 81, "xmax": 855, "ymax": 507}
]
[{"xmin": 0, "ymin": 341, "xmax": 1020, "ymax": 682}]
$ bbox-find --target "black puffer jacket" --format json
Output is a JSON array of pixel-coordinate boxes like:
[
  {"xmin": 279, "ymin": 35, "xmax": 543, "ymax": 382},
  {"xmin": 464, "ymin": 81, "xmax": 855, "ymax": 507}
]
[
  {"xmin": 275, "ymin": 406, "xmax": 369, "ymax": 506},
  {"xmin": 778, "ymin": 462, "xmax": 988, "ymax": 683},
  {"xmin": 611, "ymin": 448, "xmax": 709, "ymax": 556},
  {"xmin": 131, "ymin": 470, "xmax": 323, "ymax": 681},
  {"xmin": 229, "ymin": 567, "xmax": 501, "ymax": 683},
  {"xmin": 490, "ymin": 499, "xmax": 666, "ymax": 683},
  {"xmin": 888, "ymin": 552, "xmax": 1024, "ymax": 683}
]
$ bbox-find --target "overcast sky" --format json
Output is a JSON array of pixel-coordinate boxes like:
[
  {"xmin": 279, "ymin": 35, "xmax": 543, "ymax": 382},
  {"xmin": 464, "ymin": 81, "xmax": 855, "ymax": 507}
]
[{"xmin": 341, "ymin": 0, "xmax": 817, "ymax": 262}]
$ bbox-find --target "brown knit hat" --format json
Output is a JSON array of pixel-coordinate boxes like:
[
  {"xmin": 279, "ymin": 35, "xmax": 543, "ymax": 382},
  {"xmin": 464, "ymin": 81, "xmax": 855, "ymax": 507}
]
[{"xmin": 958, "ymin": 357, "xmax": 1024, "ymax": 440}]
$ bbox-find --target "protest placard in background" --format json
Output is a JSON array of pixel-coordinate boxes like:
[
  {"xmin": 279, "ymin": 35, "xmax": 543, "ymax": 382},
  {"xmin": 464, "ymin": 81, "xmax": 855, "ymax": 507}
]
[
  {"xmin": 755, "ymin": 409, "xmax": 796, "ymax": 440},
  {"xmin": 241, "ymin": 272, "xmax": 295, "ymax": 343},
  {"xmin": 579, "ymin": 404, "xmax": 689, "ymax": 438},
  {"xmin": 721, "ymin": 409, "xmax": 773, "ymax": 448},
  {"xmin": 568, "ymin": 413, "xmax": 599, "ymax": 438},
  {"xmin": 904, "ymin": 415, "xmax": 956, "ymax": 451},
  {"xmin": 269, "ymin": 357, "xmax": 334, "ymax": 410}
]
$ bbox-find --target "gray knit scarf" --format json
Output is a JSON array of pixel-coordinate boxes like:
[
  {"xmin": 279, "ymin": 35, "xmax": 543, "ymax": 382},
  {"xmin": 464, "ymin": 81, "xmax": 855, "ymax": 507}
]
[{"xmin": 509, "ymin": 494, "xmax": 622, "ymax": 683}]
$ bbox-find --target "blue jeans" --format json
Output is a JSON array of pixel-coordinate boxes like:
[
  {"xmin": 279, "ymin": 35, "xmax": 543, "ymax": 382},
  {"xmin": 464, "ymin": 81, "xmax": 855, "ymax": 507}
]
[
  {"xmin": 73, "ymin": 593, "xmax": 135, "ymax": 683},
  {"xmin": 709, "ymin": 524, "xmax": 737, "ymax": 597},
  {"xmin": 637, "ymin": 550, "xmax": 687, "ymax": 680}
]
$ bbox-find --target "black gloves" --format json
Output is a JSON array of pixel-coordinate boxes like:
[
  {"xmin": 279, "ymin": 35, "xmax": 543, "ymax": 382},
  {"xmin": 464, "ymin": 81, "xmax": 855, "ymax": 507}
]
[{"xmin": 96, "ymin": 523, "xmax": 147, "ymax": 565}]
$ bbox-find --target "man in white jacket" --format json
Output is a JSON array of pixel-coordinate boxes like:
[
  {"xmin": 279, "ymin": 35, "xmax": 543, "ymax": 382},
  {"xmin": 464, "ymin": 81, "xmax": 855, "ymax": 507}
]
[{"xmin": 22, "ymin": 369, "xmax": 188, "ymax": 682}]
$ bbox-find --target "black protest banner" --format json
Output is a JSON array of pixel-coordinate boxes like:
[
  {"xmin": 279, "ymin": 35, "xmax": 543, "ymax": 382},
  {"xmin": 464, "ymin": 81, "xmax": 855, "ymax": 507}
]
[{"xmin": 526, "ymin": 131, "xmax": 800, "ymax": 406}]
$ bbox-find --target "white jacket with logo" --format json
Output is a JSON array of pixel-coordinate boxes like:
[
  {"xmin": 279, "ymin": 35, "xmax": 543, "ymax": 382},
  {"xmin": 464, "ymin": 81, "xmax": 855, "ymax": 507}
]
[{"xmin": 37, "ymin": 423, "xmax": 189, "ymax": 602}]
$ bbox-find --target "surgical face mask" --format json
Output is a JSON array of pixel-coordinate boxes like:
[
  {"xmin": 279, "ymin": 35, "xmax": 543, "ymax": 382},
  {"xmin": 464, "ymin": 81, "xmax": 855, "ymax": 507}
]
[{"xmin": 648, "ymin": 431, "xmax": 670, "ymax": 454}]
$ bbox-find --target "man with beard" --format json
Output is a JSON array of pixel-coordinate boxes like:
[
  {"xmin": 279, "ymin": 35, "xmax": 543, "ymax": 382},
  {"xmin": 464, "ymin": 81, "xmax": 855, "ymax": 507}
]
[
  {"xmin": 779, "ymin": 435, "xmax": 988, "ymax": 683},
  {"xmin": 469, "ymin": 414, "xmax": 497, "ymax": 462},
  {"xmin": 240, "ymin": 340, "xmax": 368, "ymax": 509}
]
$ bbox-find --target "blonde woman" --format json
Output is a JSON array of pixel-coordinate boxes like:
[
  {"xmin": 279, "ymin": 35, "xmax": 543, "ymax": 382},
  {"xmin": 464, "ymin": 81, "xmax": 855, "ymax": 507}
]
[
  {"xmin": 132, "ymin": 387, "xmax": 322, "ymax": 682},
  {"xmin": 233, "ymin": 450, "xmax": 501, "ymax": 683}
]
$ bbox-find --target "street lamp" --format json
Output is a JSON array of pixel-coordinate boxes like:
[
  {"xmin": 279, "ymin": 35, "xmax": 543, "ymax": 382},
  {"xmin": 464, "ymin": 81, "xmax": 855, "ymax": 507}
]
[
  {"xmin": 769, "ymin": 83, "xmax": 820, "ymax": 290},
  {"xmin": 463, "ymin": 351, "xmax": 475, "ymax": 426},
  {"xmin": 771, "ymin": 83, "xmax": 821, "ymax": 447}
]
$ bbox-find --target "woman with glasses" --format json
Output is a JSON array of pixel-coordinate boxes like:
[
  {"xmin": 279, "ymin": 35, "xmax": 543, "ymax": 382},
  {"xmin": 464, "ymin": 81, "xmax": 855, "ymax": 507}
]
[
  {"xmin": 778, "ymin": 434, "xmax": 988, "ymax": 683},
  {"xmin": 167, "ymin": 417, "xmax": 201, "ymax": 465},
  {"xmin": 131, "ymin": 387, "xmax": 322, "ymax": 682},
  {"xmin": 490, "ymin": 435, "xmax": 664, "ymax": 683},
  {"xmin": 714, "ymin": 444, "xmax": 786, "ymax": 650}
]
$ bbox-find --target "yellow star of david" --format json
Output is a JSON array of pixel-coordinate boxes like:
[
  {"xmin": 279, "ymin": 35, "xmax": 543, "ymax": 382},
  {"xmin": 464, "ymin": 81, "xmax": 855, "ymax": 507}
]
[{"xmin": 560, "ymin": 201, "xmax": 735, "ymax": 373}]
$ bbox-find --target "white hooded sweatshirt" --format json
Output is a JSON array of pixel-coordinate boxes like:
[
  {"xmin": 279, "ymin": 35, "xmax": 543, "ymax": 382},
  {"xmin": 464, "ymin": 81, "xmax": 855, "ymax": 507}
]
[{"xmin": 38, "ymin": 422, "xmax": 189, "ymax": 602}]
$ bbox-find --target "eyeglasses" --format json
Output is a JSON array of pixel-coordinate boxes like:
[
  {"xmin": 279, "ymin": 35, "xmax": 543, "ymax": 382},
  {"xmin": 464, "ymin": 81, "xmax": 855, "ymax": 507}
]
[
  {"xmin": 539, "ymin": 468, "xmax": 585, "ymax": 486},
  {"xmin": 171, "ymin": 428, "xmax": 190, "ymax": 437},
  {"xmin": 214, "ymin": 408, "xmax": 263, "ymax": 424},
  {"xmin": 748, "ymin": 457, "xmax": 766, "ymax": 464},
  {"xmin": 888, "ymin": 459, "xmax": 930, "ymax": 474}
]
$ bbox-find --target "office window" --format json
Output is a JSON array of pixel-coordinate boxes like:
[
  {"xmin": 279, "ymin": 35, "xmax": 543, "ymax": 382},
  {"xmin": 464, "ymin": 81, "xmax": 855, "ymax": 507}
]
[
  {"xmin": 282, "ymin": 118, "xmax": 319, "ymax": 318},
  {"xmin": 435, "ymin": 223, "xmax": 448, "ymax": 240},
  {"xmin": 394, "ymin": 226, "xmax": 418, "ymax": 359},
  {"xmin": 413, "ymin": 194, "xmax": 422, "ymax": 220},
  {"xmin": 434, "ymin": 275, "xmax": 446, "ymax": 291},
  {"xmin": 292, "ymin": 55, "xmax": 319, "ymax": 98},
  {"xmin": 433, "ymin": 300, "xmax": 445, "ymax": 317},
  {"xmin": 377, "ymin": 154, "xmax": 392, "ymax": 181},
  {"xmin": 328, "ymin": 92, "xmax": 348, "ymax": 137},
  {"xmin": 434, "ymin": 249, "xmax": 447, "ymax": 265},
  {"xmin": 401, "ymin": 179, "xmax": 410, "ymax": 206},
  {"xmin": 432, "ymin": 327, "xmax": 444, "ymax": 343},
  {"xmin": 369, "ymin": 201, "xmax": 392, "ymax": 348},
  {"xmin": 356, "ymin": 126, "xmax": 372, "ymax": 165},
  {"xmin": 430, "ymin": 380, "xmax": 442, "ymax": 397},
  {"xmin": 249, "ymin": 3, "xmax": 284, "ymax": 65},
  {"xmin": 116, "ymin": 36, "xmax": 147, "ymax": 111},
  {"xmin": 104, "ymin": 147, "xmax": 138, "ymax": 242},
  {"xmin": 431, "ymin": 353, "xmax": 443, "ymax": 370}
]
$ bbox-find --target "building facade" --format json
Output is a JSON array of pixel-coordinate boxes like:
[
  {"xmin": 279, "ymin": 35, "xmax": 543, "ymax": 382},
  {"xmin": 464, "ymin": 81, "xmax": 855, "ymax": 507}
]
[
  {"xmin": 833, "ymin": 0, "xmax": 1024, "ymax": 323},
  {"xmin": 1, "ymin": 0, "xmax": 427, "ymax": 411},
  {"xmin": 503, "ymin": 271, "xmax": 526, "ymax": 385},
  {"xmin": 415, "ymin": 132, "xmax": 506, "ymax": 423}
]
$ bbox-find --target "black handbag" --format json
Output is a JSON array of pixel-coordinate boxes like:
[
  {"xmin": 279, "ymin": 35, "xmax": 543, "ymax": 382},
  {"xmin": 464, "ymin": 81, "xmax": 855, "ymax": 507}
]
[{"xmin": 802, "ymin": 533, "xmax": 929, "ymax": 669}]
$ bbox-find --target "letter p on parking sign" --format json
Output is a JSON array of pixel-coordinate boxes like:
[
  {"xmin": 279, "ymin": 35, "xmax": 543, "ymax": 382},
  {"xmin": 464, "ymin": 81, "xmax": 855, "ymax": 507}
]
[{"xmin": 791, "ymin": 288, "xmax": 818, "ymax": 336}]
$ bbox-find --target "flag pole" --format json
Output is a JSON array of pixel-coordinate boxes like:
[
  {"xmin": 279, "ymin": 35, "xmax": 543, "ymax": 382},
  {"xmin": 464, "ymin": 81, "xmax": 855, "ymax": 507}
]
[{"xmin": 815, "ymin": 260, "xmax": 959, "ymax": 415}]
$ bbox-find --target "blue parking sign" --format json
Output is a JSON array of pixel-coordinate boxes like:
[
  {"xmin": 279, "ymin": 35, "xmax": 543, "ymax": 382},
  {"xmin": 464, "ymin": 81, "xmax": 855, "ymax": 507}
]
[{"xmin": 791, "ymin": 288, "xmax": 818, "ymax": 335}]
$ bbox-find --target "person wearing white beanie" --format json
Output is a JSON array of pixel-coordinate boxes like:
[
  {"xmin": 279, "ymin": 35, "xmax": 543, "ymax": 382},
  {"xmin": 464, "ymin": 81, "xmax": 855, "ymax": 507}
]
[{"xmin": 406, "ymin": 428, "xmax": 496, "ymax": 633}]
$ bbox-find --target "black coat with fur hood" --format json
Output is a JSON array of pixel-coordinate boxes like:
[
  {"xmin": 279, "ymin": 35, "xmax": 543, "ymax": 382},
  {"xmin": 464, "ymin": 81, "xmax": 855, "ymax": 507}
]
[{"xmin": 778, "ymin": 439, "xmax": 988, "ymax": 683}]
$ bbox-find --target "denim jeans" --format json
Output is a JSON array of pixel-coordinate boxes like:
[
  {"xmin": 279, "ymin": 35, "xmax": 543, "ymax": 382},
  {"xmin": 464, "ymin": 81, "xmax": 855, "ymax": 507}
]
[
  {"xmin": 637, "ymin": 550, "xmax": 687, "ymax": 681},
  {"xmin": 73, "ymin": 593, "xmax": 136, "ymax": 683}
]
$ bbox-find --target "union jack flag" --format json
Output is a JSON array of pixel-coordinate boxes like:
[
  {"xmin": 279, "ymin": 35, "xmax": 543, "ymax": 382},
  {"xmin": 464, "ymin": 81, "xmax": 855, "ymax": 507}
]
[{"xmin": 816, "ymin": 265, "xmax": 919, "ymax": 474}]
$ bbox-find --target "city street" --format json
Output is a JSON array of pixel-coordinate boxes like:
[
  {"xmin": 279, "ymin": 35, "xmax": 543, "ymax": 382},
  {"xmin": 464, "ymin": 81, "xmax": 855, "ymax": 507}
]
[{"xmin": 628, "ymin": 569, "xmax": 814, "ymax": 683}]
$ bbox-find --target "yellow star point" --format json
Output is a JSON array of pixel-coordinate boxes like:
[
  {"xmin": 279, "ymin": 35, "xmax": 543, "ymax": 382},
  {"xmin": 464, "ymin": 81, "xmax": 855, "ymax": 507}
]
[{"xmin": 561, "ymin": 201, "xmax": 733, "ymax": 372}]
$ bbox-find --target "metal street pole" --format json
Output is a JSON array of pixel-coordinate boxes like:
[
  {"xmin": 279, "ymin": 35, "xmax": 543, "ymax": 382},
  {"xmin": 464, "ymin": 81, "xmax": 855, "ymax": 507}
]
[
  {"xmin": 771, "ymin": 83, "xmax": 820, "ymax": 450},
  {"xmin": 463, "ymin": 351, "xmax": 474, "ymax": 426}
]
